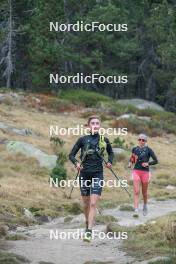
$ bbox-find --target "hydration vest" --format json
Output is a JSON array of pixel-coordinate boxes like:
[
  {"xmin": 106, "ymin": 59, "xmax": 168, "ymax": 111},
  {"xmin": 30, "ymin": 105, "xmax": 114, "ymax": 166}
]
[{"xmin": 83, "ymin": 134, "xmax": 106, "ymax": 157}]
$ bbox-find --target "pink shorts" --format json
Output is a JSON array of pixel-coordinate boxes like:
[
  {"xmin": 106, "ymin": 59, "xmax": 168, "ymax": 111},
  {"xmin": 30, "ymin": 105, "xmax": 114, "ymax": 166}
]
[{"xmin": 132, "ymin": 169, "xmax": 151, "ymax": 183}]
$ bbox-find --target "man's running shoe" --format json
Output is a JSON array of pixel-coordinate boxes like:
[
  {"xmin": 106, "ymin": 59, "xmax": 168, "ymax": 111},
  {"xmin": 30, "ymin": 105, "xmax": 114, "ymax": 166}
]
[{"xmin": 83, "ymin": 229, "xmax": 92, "ymax": 242}]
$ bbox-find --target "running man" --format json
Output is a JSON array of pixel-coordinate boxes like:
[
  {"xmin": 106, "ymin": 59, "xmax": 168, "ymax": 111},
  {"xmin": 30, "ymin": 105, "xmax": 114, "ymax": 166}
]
[
  {"xmin": 69, "ymin": 116, "xmax": 114, "ymax": 242},
  {"xmin": 128, "ymin": 134, "xmax": 158, "ymax": 217}
]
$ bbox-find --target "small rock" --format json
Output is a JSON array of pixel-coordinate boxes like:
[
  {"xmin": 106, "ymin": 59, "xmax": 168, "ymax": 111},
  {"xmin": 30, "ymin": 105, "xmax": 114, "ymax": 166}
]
[
  {"xmin": 36, "ymin": 215, "xmax": 51, "ymax": 223},
  {"xmin": 23, "ymin": 208, "xmax": 34, "ymax": 219},
  {"xmin": 166, "ymin": 185, "xmax": 176, "ymax": 190},
  {"xmin": 138, "ymin": 116, "xmax": 151, "ymax": 121},
  {"xmin": 149, "ymin": 221, "xmax": 156, "ymax": 225},
  {"xmin": 16, "ymin": 227, "xmax": 27, "ymax": 232},
  {"xmin": 71, "ymin": 213, "xmax": 85, "ymax": 224},
  {"xmin": 35, "ymin": 98, "xmax": 41, "ymax": 104},
  {"xmin": 116, "ymin": 114, "xmax": 136, "ymax": 120}
]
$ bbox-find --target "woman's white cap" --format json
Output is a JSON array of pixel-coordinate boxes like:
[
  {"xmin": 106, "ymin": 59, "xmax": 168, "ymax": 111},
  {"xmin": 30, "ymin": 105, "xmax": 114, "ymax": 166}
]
[{"xmin": 138, "ymin": 133, "xmax": 148, "ymax": 141}]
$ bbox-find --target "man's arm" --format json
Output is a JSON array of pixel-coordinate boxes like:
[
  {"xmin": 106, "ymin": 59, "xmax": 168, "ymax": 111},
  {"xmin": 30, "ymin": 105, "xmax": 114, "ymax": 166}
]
[
  {"xmin": 69, "ymin": 137, "xmax": 82, "ymax": 166},
  {"xmin": 105, "ymin": 138, "xmax": 114, "ymax": 164}
]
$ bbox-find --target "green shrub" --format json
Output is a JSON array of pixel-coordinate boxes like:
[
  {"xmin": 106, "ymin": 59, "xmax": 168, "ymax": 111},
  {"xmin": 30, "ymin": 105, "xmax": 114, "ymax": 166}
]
[
  {"xmin": 59, "ymin": 89, "xmax": 110, "ymax": 107},
  {"xmin": 50, "ymin": 137, "xmax": 67, "ymax": 184},
  {"xmin": 50, "ymin": 163, "xmax": 67, "ymax": 185},
  {"xmin": 113, "ymin": 136, "xmax": 127, "ymax": 148},
  {"xmin": 50, "ymin": 137, "xmax": 68, "ymax": 166},
  {"xmin": 47, "ymin": 97, "xmax": 74, "ymax": 112},
  {"xmin": 112, "ymin": 118, "xmax": 163, "ymax": 137}
]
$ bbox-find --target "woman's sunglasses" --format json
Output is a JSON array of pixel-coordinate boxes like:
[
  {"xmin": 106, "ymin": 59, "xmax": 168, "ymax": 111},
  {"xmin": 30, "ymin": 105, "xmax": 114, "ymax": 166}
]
[{"xmin": 138, "ymin": 139, "xmax": 146, "ymax": 142}]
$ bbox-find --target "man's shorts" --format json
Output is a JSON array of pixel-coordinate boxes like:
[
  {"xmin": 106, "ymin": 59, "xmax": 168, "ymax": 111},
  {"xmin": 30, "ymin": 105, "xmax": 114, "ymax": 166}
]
[
  {"xmin": 79, "ymin": 170, "xmax": 103, "ymax": 196},
  {"xmin": 132, "ymin": 169, "xmax": 151, "ymax": 183}
]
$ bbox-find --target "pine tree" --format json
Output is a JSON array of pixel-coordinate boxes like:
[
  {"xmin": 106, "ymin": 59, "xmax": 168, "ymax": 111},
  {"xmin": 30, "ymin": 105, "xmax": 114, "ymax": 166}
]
[{"xmin": 0, "ymin": 0, "xmax": 15, "ymax": 88}]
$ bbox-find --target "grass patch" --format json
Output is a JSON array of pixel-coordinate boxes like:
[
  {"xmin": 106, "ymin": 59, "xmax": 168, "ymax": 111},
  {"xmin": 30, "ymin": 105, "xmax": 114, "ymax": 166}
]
[
  {"xmin": 5, "ymin": 234, "xmax": 27, "ymax": 241},
  {"xmin": 101, "ymin": 101, "xmax": 137, "ymax": 116},
  {"xmin": 63, "ymin": 202, "xmax": 83, "ymax": 215},
  {"xmin": 80, "ymin": 111, "xmax": 112, "ymax": 122},
  {"xmin": 119, "ymin": 204, "xmax": 134, "ymax": 211},
  {"xmin": 112, "ymin": 118, "xmax": 163, "ymax": 137},
  {"xmin": 0, "ymin": 250, "xmax": 29, "ymax": 264},
  {"xmin": 99, "ymin": 200, "xmax": 119, "ymax": 209},
  {"xmin": 59, "ymin": 89, "xmax": 111, "ymax": 107},
  {"xmin": 64, "ymin": 216, "xmax": 74, "ymax": 223},
  {"xmin": 96, "ymin": 214, "xmax": 117, "ymax": 224},
  {"xmin": 122, "ymin": 213, "xmax": 176, "ymax": 261},
  {"xmin": 83, "ymin": 261, "xmax": 114, "ymax": 264},
  {"xmin": 153, "ymin": 172, "xmax": 176, "ymax": 187},
  {"xmin": 47, "ymin": 97, "xmax": 75, "ymax": 112},
  {"xmin": 38, "ymin": 262, "xmax": 55, "ymax": 264},
  {"xmin": 106, "ymin": 222, "xmax": 130, "ymax": 233},
  {"xmin": 102, "ymin": 100, "xmax": 176, "ymax": 135},
  {"xmin": 148, "ymin": 256, "xmax": 176, "ymax": 263}
]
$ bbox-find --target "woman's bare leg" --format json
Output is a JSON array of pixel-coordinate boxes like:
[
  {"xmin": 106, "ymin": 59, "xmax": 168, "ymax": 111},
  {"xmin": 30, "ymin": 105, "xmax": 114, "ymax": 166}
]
[
  {"xmin": 142, "ymin": 182, "xmax": 149, "ymax": 204},
  {"xmin": 133, "ymin": 180, "xmax": 140, "ymax": 209}
]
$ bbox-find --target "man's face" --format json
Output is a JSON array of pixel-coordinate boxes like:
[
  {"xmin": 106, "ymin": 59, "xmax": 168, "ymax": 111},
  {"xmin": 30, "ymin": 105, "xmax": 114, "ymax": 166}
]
[{"xmin": 89, "ymin": 118, "xmax": 101, "ymax": 134}]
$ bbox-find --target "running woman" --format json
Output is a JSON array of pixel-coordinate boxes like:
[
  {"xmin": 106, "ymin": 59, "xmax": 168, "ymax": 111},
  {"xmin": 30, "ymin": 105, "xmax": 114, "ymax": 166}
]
[
  {"xmin": 69, "ymin": 116, "xmax": 114, "ymax": 242},
  {"xmin": 128, "ymin": 134, "xmax": 158, "ymax": 217}
]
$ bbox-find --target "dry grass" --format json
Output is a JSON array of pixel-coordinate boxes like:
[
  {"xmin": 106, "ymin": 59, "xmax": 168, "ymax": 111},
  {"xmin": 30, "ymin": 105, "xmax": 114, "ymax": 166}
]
[{"xmin": 121, "ymin": 213, "xmax": 176, "ymax": 261}]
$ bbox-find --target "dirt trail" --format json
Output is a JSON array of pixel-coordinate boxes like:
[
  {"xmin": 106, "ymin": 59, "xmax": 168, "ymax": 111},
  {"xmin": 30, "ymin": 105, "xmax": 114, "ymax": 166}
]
[
  {"xmin": 7, "ymin": 223, "xmax": 135, "ymax": 264},
  {"xmin": 103, "ymin": 198, "xmax": 176, "ymax": 226},
  {"xmin": 7, "ymin": 199, "xmax": 176, "ymax": 264}
]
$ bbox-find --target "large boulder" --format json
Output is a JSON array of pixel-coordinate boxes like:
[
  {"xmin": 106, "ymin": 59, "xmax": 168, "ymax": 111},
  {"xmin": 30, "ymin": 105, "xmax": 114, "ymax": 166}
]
[
  {"xmin": 112, "ymin": 148, "xmax": 125, "ymax": 155},
  {"xmin": 0, "ymin": 122, "xmax": 37, "ymax": 136},
  {"xmin": 118, "ymin": 98, "xmax": 164, "ymax": 111},
  {"xmin": 6, "ymin": 141, "xmax": 57, "ymax": 169},
  {"xmin": 116, "ymin": 114, "xmax": 151, "ymax": 122}
]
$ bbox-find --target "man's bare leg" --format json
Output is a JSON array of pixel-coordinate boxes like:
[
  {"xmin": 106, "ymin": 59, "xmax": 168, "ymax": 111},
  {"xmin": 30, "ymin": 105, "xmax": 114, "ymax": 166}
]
[
  {"xmin": 81, "ymin": 195, "xmax": 90, "ymax": 229},
  {"xmin": 88, "ymin": 194, "xmax": 100, "ymax": 229}
]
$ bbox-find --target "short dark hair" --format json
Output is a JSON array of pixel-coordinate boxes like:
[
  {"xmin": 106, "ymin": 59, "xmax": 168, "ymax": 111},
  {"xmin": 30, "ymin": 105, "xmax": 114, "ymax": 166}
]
[{"xmin": 88, "ymin": 115, "xmax": 101, "ymax": 124}]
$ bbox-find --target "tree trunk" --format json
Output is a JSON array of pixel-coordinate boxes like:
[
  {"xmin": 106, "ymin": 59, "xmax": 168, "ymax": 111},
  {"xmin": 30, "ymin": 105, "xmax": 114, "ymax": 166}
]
[{"xmin": 7, "ymin": 0, "xmax": 12, "ymax": 88}]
